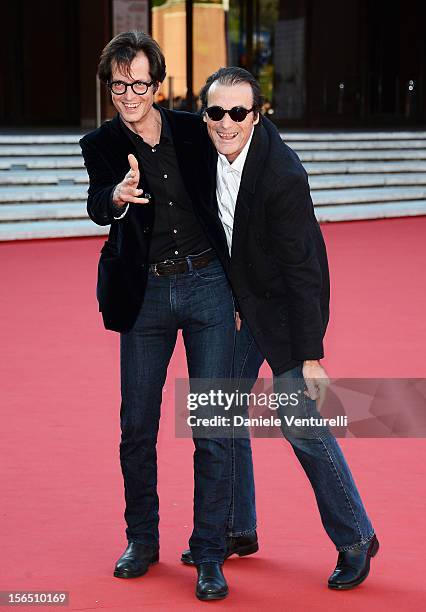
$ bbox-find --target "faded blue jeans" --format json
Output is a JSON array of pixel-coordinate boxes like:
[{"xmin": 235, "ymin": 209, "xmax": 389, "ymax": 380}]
[
  {"xmin": 120, "ymin": 257, "xmax": 235, "ymax": 564},
  {"xmin": 229, "ymin": 320, "xmax": 375, "ymax": 551}
]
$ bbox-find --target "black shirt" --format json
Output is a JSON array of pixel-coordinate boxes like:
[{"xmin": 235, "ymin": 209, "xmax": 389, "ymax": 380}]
[{"xmin": 119, "ymin": 110, "xmax": 211, "ymax": 263}]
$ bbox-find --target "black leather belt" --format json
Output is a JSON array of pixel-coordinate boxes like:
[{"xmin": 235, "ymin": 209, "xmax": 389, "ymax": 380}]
[{"xmin": 149, "ymin": 249, "xmax": 216, "ymax": 276}]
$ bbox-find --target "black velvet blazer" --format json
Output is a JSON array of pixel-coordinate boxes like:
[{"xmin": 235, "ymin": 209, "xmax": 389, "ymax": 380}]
[
  {"xmin": 80, "ymin": 109, "xmax": 217, "ymax": 332},
  {"xmin": 201, "ymin": 116, "xmax": 330, "ymax": 375}
]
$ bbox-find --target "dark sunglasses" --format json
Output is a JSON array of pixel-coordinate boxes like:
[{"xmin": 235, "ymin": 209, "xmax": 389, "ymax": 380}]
[{"xmin": 205, "ymin": 106, "xmax": 254, "ymax": 122}]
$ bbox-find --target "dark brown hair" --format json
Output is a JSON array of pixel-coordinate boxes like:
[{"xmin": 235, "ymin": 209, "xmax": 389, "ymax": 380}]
[
  {"xmin": 97, "ymin": 31, "xmax": 166, "ymax": 86},
  {"xmin": 199, "ymin": 67, "xmax": 264, "ymax": 117}
]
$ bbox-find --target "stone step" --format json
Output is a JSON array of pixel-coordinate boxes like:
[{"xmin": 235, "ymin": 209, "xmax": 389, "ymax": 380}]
[
  {"xmin": 0, "ymin": 202, "xmax": 86, "ymax": 222},
  {"xmin": 0, "ymin": 219, "xmax": 107, "ymax": 241},
  {"xmin": 289, "ymin": 140, "xmax": 426, "ymax": 150},
  {"xmin": 1, "ymin": 196, "xmax": 423, "ymax": 224},
  {"xmin": 0, "ymin": 185, "xmax": 86, "ymax": 203},
  {"xmin": 4, "ymin": 183, "xmax": 426, "ymax": 206},
  {"xmin": 0, "ymin": 135, "xmax": 84, "ymax": 144},
  {"xmin": 2, "ymin": 140, "xmax": 426, "ymax": 155},
  {"xmin": 315, "ymin": 200, "xmax": 426, "ymax": 222},
  {"xmin": 2, "ymin": 130, "xmax": 426, "ymax": 144},
  {"xmin": 0, "ymin": 184, "xmax": 426, "ymax": 215},
  {"xmin": 1, "ymin": 143, "xmax": 426, "ymax": 159},
  {"xmin": 0, "ymin": 145, "xmax": 81, "ymax": 156},
  {"xmin": 304, "ymin": 161, "xmax": 426, "ymax": 174},
  {"xmin": 0, "ymin": 170, "xmax": 87, "ymax": 185},
  {"xmin": 2, "ymin": 169, "xmax": 426, "ymax": 189},
  {"xmin": 0, "ymin": 156, "xmax": 85, "ymax": 170},
  {"xmin": 312, "ymin": 186, "xmax": 426, "ymax": 206},
  {"xmin": 309, "ymin": 173, "xmax": 426, "ymax": 189},
  {"xmin": 298, "ymin": 150, "xmax": 426, "ymax": 162},
  {"xmin": 282, "ymin": 131, "xmax": 426, "ymax": 141},
  {"xmin": 1, "ymin": 156, "xmax": 425, "ymax": 175}
]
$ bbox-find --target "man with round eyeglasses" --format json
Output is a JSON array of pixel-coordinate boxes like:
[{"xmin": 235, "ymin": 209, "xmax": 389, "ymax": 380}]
[
  {"xmin": 179, "ymin": 66, "xmax": 379, "ymax": 592},
  {"xmin": 80, "ymin": 32, "xmax": 238, "ymax": 601}
]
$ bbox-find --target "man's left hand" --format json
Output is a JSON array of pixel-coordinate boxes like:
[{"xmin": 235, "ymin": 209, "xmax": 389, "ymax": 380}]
[{"xmin": 302, "ymin": 360, "xmax": 329, "ymax": 407}]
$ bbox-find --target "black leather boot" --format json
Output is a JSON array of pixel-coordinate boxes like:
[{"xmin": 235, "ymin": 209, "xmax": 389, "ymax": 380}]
[
  {"xmin": 195, "ymin": 562, "xmax": 228, "ymax": 600},
  {"xmin": 114, "ymin": 542, "xmax": 159, "ymax": 578},
  {"xmin": 181, "ymin": 531, "xmax": 258, "ymax": 565},
  {"xmin": 328, "ymin": 535, "xmax": 379, "ymax": 589}
]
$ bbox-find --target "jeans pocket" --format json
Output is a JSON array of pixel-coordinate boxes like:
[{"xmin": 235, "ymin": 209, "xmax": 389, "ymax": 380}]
[{"xmin": 194, "ymin": 260, "xmax": 226, "ymax": 281}]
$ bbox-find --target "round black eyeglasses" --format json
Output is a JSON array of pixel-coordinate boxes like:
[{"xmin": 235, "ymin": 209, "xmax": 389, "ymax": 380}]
[
  {"xmin": 108, "ymin": 80, "xmax": 155, "ymax": 95},
  {"xmin": 205, "ymin": 106, "xmax": 254, "ymax": 122}
]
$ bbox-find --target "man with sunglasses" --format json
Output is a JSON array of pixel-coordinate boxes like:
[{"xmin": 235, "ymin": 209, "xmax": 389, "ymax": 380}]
[
  {"xmin": 80, "ymin": 33, "xmax": 237, "ymax": 601},
  {"xmin": 181, "ymin": 67, "xmax": 379, "ymax": 591}
]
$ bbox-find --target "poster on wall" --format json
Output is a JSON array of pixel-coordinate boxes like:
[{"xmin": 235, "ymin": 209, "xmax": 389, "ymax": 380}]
[{"xmin": 113, "ymin": 0, "xmax": 149, "ymax": 36}]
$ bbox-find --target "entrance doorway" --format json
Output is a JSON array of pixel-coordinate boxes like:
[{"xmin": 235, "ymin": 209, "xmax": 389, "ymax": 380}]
[{"xmin": 0, "ymin": 0, "xmax": 80, "ymax": 126}]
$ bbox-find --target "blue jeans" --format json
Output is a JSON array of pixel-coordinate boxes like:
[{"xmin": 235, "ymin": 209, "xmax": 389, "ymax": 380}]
[
  {"xmin": 119, "ymin": 257, "xmax": 235, "ymax": 564},
  {"xmin": 230, "ymin": 321, "xmax": 375, "ymax": 551}
]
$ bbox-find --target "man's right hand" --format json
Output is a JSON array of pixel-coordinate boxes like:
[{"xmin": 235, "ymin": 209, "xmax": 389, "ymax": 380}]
[{"xmin": 112, "ymin": 154, "xmax": 150, "ymax": 208}]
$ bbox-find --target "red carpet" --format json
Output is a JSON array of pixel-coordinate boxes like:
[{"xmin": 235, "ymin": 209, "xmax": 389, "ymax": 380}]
[{"xmin": 1, "ymin": 217, "xmax": 425, "ymax": 610}]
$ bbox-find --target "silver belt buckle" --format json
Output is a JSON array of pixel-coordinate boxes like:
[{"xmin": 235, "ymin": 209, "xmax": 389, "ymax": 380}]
[{"xmin": 153, "ymin": 259, "xmax": 173, "ymax": 276}]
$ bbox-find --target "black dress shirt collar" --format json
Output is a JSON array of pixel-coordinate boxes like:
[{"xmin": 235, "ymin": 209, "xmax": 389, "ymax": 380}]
[{"xmin": 118, "ymin": 104, "xmax": 173, "ymax": 146}]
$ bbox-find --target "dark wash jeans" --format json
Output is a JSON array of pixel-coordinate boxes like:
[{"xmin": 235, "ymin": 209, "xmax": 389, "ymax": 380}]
[
  {"xmin": 229, "ymin": 321, "xmax": 375, "ymax": 551},
  {"xmin": 119, "ymin": 257, "xmax": 236, "ymax": 564}
]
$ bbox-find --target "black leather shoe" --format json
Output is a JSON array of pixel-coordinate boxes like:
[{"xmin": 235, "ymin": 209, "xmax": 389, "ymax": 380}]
[
  {"xmin": 196, "ymin": 562, "xmax": 228, "ymax": 601},
  {"xmin": 328, "ymin": 535, "xmax": 379, "ymax": 590},
  {"xmin": 181, "ymin": 531, "xmax": 258, "ymax": 565},
  {"xmin": 114, "ymin": 542, "xmax": 159, "ymax": 578}
]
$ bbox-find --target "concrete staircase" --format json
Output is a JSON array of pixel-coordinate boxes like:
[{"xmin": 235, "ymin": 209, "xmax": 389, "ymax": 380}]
[
  {"xmin": 286, "ymin": 131, "xmax": 426, "ymax": 222},
  {"xmin": 0, "ymin": 131, "xmax": 425, "ymax": 240}
]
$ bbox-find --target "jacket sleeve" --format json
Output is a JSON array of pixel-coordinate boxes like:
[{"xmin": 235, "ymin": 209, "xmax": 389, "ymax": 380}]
[
  {"xmin": 79, "ymin": 137, "xmax": 123, "ymax": 226},
  {"xmin": 267, "ymin": 172, "xmax": 326, "ymax": 361}
]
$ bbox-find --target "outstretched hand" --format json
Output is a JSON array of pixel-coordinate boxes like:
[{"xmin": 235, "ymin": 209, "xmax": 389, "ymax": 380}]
[{"xmin": 112, "ymin": 154, "xmax": 150, "ymax": 208}]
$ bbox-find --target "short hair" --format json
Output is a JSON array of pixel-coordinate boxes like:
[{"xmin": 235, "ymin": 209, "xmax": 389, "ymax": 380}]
[
  {"xmin": 97, "ymin": 31, "xmax": 166, "ymax": 86},
  {"xmin": 199, "ymin": 67, "xmax": 264, "ymax": 117}
]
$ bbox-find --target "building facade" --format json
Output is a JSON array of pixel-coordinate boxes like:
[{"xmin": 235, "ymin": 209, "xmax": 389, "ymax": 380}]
[{"xmin": 1, "ymin": 0, "xmax": 425, "ymax": 128}]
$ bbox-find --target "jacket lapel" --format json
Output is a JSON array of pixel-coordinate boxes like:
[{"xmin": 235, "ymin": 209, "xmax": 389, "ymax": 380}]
[
  {"xmin": 230, "ymin": 121, "xmax": 269, "ymax": 261},
  {"xmin": 162, "ymin": 108, "xmax": 205, "ymax": 206}
]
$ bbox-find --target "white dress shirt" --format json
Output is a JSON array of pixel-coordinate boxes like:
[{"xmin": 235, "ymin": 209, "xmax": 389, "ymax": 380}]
[{"xmin": 216, "ymin": 128, "xmax": 254, "ymax": 255}]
